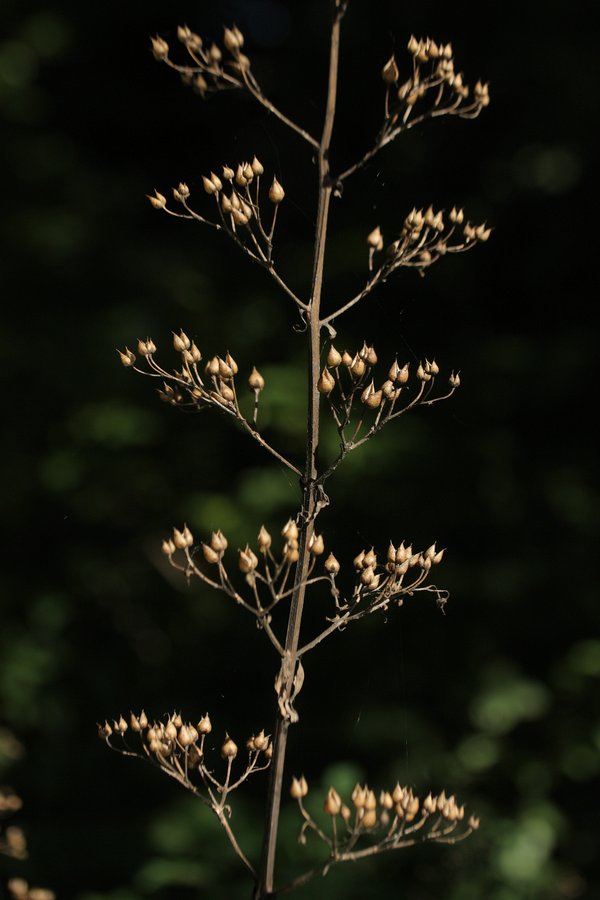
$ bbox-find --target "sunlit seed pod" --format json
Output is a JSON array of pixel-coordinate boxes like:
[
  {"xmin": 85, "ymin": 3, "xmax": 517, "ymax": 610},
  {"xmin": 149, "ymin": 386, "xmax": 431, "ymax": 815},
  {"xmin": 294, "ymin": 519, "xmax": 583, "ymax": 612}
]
[
  {"xmin": 392, "ymin": 782, "xmax": 404, "ymax": 804},
  {"xmin": 395, "ymin": 543, "xmax": 407, "ymax": 563},
  {"xmin": 364, "ymin": 548, "xmax": 377, "ymax": 568},
  {"xmin": 353, "ymin": 550, "xmax": 366, "ymax": 570},
  {"xmin": 284, "ymin": 544, "xmax": 299, "ymax": 564},
  {"xmin": 246, "ymin": 735, "xmax": 257, "ymax": 751},
  {"xmin": 381, "ymin": 55, "xmax": 399, "ymax": 84},
  {"xmin": 235, "ymin": 164, "xmax": 247, "ymax": 187},
  {"xmin": 117, "ymin": 348, "xmax": 136, "ymax": 367},
  {"xmin": 149, "ymin": 738, "xmax": 161, "ymax": 754},
  {"xmin": 223, "ymin": 27, "xmax": 241, "ymax": 51},
  {"xmin": 352, "ymin": 783, "xmax": 367, "ymax": 808},
  {"xmin": 423, "ymin": 792, "xmax": 436, "ymax": 814},
  {"xmin": 205, "ymin": 356, "xmax": 220, "ymax": 377},
  {"xmin": 220, "ymin": 194, "xmax": 232, "ymax": 213},
  {"xmin": 309, "ymin": 534, "xmax": 325, "ymax": 556},
  {"xmin": 188, "ymin": 724, "xmax": 199, "ymax": 743},
  {"xmin": 202, "ymin": 543, "xmax": 220, "ymax": 565},
  {"xmin": 324, "ymin": 553, "xmax": 340, "ymax": 575},
  {"xmin": 317, "ymin": 367, "xmax": 335, "ymax": 394},
  {"xmin": 419, "ymin": 250, "xmax": 432, "ymax": 263},
  {"xmin": 182, "ymin": 525, "xmax": 193, "ymax": 547},
  {"xmin": 189, "ymin": 342, "xmax": 202, "ymax": 363},
  {"xmin": 231, "ymin": 208, "xmax": 249, "ymax": 226},
  {"xmin": 395, "ymin": 559, "xmax": 409, "ymax": 576},
  {"xmin": 243, "ymin": 162, "xmax": 254, "ymax": 183},
  {"xmin": 433, "ymin": 548, "xmax": 445, "ymax": 565},
  {"xmin": 364, "ymin": 790, "xmax": 377, "ymax": 811},
  {"xmin": 463, "ymin": 223, "xmax": 476, "ymax": 240},
  {"xmin": 173, "ymin": 330, "xmax": 190, "ymax": 352},
  {"xmin": 365, "ymin": 346, "xmax": 378, "ymax": 366},
  {"xmin": 350, "ymin": 355, "xmax": 366, "ymax": 379},
  {"xmin": 367, "ymin": 225, "xmax": 384, "ymax": 250},
  {"xmin": 290, "ymin": 776, "xmax": 306, "ymax": 799},
  {"xmin": 268, "ymin": 177, "xmax": 285, "ymax": 204},
  {"xmin": 208, "ymin": 42, "xmax": 222, "ymax": 63},
  {"xmin": 130, "ymin": 713, "xmax": 141, "ymax": 732},
  {"xmin": 406, "ymin": 90, "xmax": 419, "ymax": 107},
  {"xmin": 217, "ymin": 357, "xmax": 233, "ymax": 379},
  {"xmin": 360, "ymin": 565, "xmax": 375, "ymax": 586},
  {"xmin": 173, "ymin": 713, "xmax": 182, "ymax": 728},
  {"xmin": 139, "ymin": 710, "xmax": 148, "ymax": 730},
  {"xmin": 221, "ymin": 735, "xmax": 238, "ymax": 760},
  {"xmin": 257, "ymin": 525, "xmax": 272, "ymax": 552},
  {"xmin": 264, "ymin": 742, "xmax": 273, "ymax": 759},
  {"xmin": 98, "ymin": 721, "xmax": 112, "ymax": 738},
  {"xmin": 324, "ymin": 787, "xmax": 343, "ymax": 816},
  {"xmin": 395, "ymin": 364, "xmax": 409, "ymax": 385},
  {"xmin": 248, "ymin": 366, "xmax": 265, "ymax": 391},
  {"xmin": 230, "ymin": 192, "xmax": 241, "ymax": 210},
  {"xmin": 251, "ymin": 156, "xmax": 264, "ymax": 176},
  {"xmin": 382, "ymin": 379, "xmax": 396, "ymax": 399},
  {"xmin": 387, "ymin": 542, "xmax": 396, "ymax": 563},
  {"xmin": 360, "ymin": 808, "xmax": 377, "ymax": 828},
  {"xmin": 240, "ymin": 200, "xmax": 253, "ymax": 220},
  {"xmin": 449, "ymin": 371, "xmax": 461, "ymax": 388},
  {"xmin": 425, "ymin": 543, "xmax": 437, "ymax": 561},
  {"xmin": 281, "ymin": 518, "xmax": 299, "ymax": 541},
  {"xmin": 137, "ymin": 339, "xmax": 149, "ymax": 356},
  {"xmin": 198, "ymin": 714, "xmax": 212, "ymax": 734},
  {"xmin": 151, "ymin": 36, "xmax": 169, "ymax": 60},
  {"xmin": 409, "ymin": 553, "xmax": 420, "ymax": 568},
  {"xmin": 469, "ymin": 815, "xmax": 480, "ymax": 830},
  {"xmin": 178, "ymin": 725, "xmax": 193, "ymax": 748},
  {"xmin": 327, "ymin": 345, "xmax": 342, "ymax": 367},
  {"xmin": 416, "ymin": 363, "xmax": 426, "ymax": 381},
  {"xmin": 165, "ymin": 720, "xmax": 178, "ymax": 741},
  {"xmin": 239, "ymin": 545, "xmax": 258, "ymax": 573},
  {"xmin": 477, "ymin": 225, "xmax": 492, "ymax": 241},
  {"xmin": 436, "ymin": 790, "xmax": 447, "ymax": 812},
  {"xmin": 340, "ymin": 804, "xmax": 351, "ymax": 823},
  {"xmin": 407, "ymin": 796, "xmax": 420, "ymax": 819},
  {"xmin": 222, "ymin": 165, "xmax": 234, "ymax": 181},
  {"xmin": 173, "ymin": 528, "xmax": 188, "ymax": 550},
  {"xmin": 407, "ymin": 35, "xmax": 419, "ymax": 55},
  {"xmin": 146, "ymin": 727, "xmax": 156, "ymax": 743},
  {"xmin": 253, "ymin": 729, "xmax": 269, "ymax": 751},
  {"xmin": 380, "ymin": 791, "xmax": 394, "ymax": 810},
  {"xmin": 366, "ymin": 389, "xmax": 383, "ymax": 409}
]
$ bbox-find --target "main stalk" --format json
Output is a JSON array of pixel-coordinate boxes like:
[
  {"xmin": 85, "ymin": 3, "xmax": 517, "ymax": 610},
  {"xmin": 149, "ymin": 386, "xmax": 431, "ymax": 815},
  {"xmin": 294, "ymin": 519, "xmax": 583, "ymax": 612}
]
[{"xmin": 254, "ymin": 6, "xmax": 344, "ymax": 898}]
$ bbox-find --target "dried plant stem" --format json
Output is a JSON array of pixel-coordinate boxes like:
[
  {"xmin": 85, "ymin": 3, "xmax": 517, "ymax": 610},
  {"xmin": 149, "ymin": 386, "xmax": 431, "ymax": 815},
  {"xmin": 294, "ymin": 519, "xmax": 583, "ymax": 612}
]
[{"xmin": 255, "ymin": 6, "xmax": 344, "ymax": 898}]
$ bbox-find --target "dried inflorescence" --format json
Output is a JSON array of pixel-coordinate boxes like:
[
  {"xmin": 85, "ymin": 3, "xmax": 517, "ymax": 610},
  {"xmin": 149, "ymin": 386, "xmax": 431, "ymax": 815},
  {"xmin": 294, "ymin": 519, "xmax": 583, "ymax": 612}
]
[
  {"xmin": 290, "ymin": 777, "xmax": 479, "ymax": 871},
  {"xmin": 147, "ymin": 160, "xmax": 301, "ymax": 309},
  {"xmin": 366, "ymin": 205, "xmax": 490, "ymax": 277},
  {"xmin": 160, "ymin": 518, "xmax": 448, "ymax": 660},
  {"xmin": 337, "ymin": 35, "xmax": 489, "ymax": 184},
  {"xmin": 99, "ymin": 710, "xmax": 272, "ymax": 805}
]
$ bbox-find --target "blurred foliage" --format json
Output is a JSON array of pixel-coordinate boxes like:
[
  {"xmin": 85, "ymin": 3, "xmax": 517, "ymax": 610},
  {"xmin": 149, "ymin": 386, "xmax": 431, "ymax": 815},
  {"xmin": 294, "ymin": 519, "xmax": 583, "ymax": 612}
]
[{"xmin": 0, "ymin": 0, "xmax": 598, "ymax": 898}]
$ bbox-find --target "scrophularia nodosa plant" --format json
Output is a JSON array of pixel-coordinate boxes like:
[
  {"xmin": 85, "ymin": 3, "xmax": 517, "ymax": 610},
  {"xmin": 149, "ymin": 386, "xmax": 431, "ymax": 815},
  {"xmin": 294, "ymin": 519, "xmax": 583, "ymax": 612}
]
[{"xmin": 102, "ymin": 4, "xmax": 489, "ymax": 897}]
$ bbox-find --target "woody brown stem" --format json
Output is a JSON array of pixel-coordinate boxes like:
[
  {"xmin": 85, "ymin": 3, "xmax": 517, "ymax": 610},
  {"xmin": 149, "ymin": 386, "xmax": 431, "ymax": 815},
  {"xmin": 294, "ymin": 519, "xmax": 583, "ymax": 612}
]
[{"xmin": 254, "ymin": 6, "xmax": 344, "ymax": 898}]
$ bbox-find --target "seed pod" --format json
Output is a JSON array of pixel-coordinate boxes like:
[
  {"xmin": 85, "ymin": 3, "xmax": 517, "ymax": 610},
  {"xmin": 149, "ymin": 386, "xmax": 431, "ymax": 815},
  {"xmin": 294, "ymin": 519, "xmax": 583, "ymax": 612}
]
[
  {"xmin": 257, "ymin": 525, "xmax": 272, "ymax": 552},
  {"xmin": 223, "ymin": 27, "xmax": 241, "ymax": 51},
  {"xmin": 202, "ymin": 543, "xmax": 220, "ymax": 565},
  {"xmin": 198, "ymin": 714, "xmax": 212, "ymax": 734},
  {"xmin": 239, "ymin": 545, "xmax": 258, "ymax": 573},
  {"xmin": 342, "ymin": 350, "xmax": 353, "ymax": 367},
  {"xmin": 448, "ymin": 371, "xmax": 461, "ymax": 388},
  {"xmin": 118, "ymin": 348, "xmax": 136, "ymax": 367},
  {"xmin": 281, "ymin": 519, "xmax": 299, "ymax": 541},
  {"xmin": 173, "ymin": 528, "xmax": 188, "ymax": 550},
  {"xmin": 317, "ymin": 367, "xmax": 335, "ymax": 394},
  {"xmin": 352, "ymin": 783, "xmax": 367, "ymax": 808},
  {"xmin": 350, "ymin": 355, "xmax": 366, "ymax": 379},
  {"xmin": 151, "ymin": 36, "xmax": 169, "ymax": 60},
  {"xmin": 327, "ymin": 345, "xmax": 342, "ymax": 367},
  {"xmin": 290, "ymin": 775, "xmax": 309, "ymax": 799},
  {"xmin": 251, "ymin": 156, "xmax": 264, "ymax": 176},
  {"xmin": 381, "ymin": 55, "xmax": 399, "ymax": 84},
  {"xmin": 367, "ymin": 226, "xmax": 384, "ymax": 250},
  {"xmin": 309, "ymin": 533, "xmax": 325, "ymax": 556},
  {"xmin": 268, "ymin": 177, "xmax": 285, "ymax": 204},
  {"xmin": 248, "ymin": 366, "xmax": 265, "ymax": 391},
  {"xmin": 221, "ymin": 734, "xmax": 238, "ymax": 759},
  {"xmin": 324, "ymin": 787, "xmax": 342, "ymax": 816},
  {"xmin": 324, "ymin": 553, "xmax": 340, "ymax": 575}
]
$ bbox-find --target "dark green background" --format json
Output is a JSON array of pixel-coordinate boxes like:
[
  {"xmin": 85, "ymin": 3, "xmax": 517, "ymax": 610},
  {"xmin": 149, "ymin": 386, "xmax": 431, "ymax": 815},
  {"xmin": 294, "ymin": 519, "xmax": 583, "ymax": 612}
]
[{"xmin": 1, "ymin": 1, "xmax": 597, "ymax": 898}]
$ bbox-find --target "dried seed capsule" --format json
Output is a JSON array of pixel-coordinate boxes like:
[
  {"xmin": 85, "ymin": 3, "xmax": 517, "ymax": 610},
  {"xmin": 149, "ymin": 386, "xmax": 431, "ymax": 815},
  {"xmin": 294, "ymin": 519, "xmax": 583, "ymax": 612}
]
[
  {"xmin": 202, "ymin": 175, "xmax": 218, "ymax": 195},
  {"xmin": 290, "ymin": 775, "xmax": 309, "ymax": 798},
  {"xmin": 257, "ymin": 525, "xmax": 272, "ymax": 552},
  {"xmin": 198, "ymin": 714, "xmax": 212, "ymax": 734},
  {"xmin": 281, "ymin": 519, "xmax": 299, "ymax": 541},
  {"xmin": 381, "ymin": 55, "xmax": 399, "ymax": 84},
  {"xmin": 173, "ymin": 528, "xmax": 188, "ymax": 550},
  {"xmin": 148, "ymin": 189, "xmax": 167, "ymax": 210},
  {"xmin": 324, "ymin": 787, "xmax": 342, "ymax": 816},
  {"xmin": 202, "ymin": 543, "xmax": 220, "ymax": 564},
  {"xmin": 327, "ymin": 345, "xmax": 342, "ymax": 367},
  {"xmin": 352, "ymin": 783, "xmax": 367, "ymax": 808},
  {"xmin": 118, "ymin": 348, "xmax": 136, "ymax": 366},
  {"xmin": 309, "ymin": 533, "xmax": 325, "ymax": 556},
  {"xmin": 239, "ymin": 545, "xmax": 258, "ymax": 573},
  {"xmin": 251, "ymin": 156, "xmax": 264, "ymax": 176},
  {"xmin": 353, "ymin": 550, "xmax": 366, "ymax": 570},
  {"xmin": 221, "ymin": 734, "xmax": 238, "ymax": 759},
  {"xmin": 317, "ymin": 367, "xmax": 335, "ymax": 394},
  {"xmin": 268, "ymin": 177, "xmax": 285, "ymax": 204},
  {"xmin": 341, "ymin": 350, "xmax": 353, "ymax": 367},
  {"xmin": 449, "ymin": 371, "xmax": 461, "ymax": 388},
  {"xmin": 324, "ymin": 553, "xmax": 340, "ymax": 575},
  {"xmin": 367, "ymin": 226, "xmax": 384, "ymax": 250},
  {"xmin": 223, "ymin": 27, "xmax": 241, "ymax": 51},
  {"xmin": 248, "ymin": 366, "xmax": 265, "ymax": 391},
  {"xmin": 151, "ymin": 36, "xmax": 169, "ymax": 60}
]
